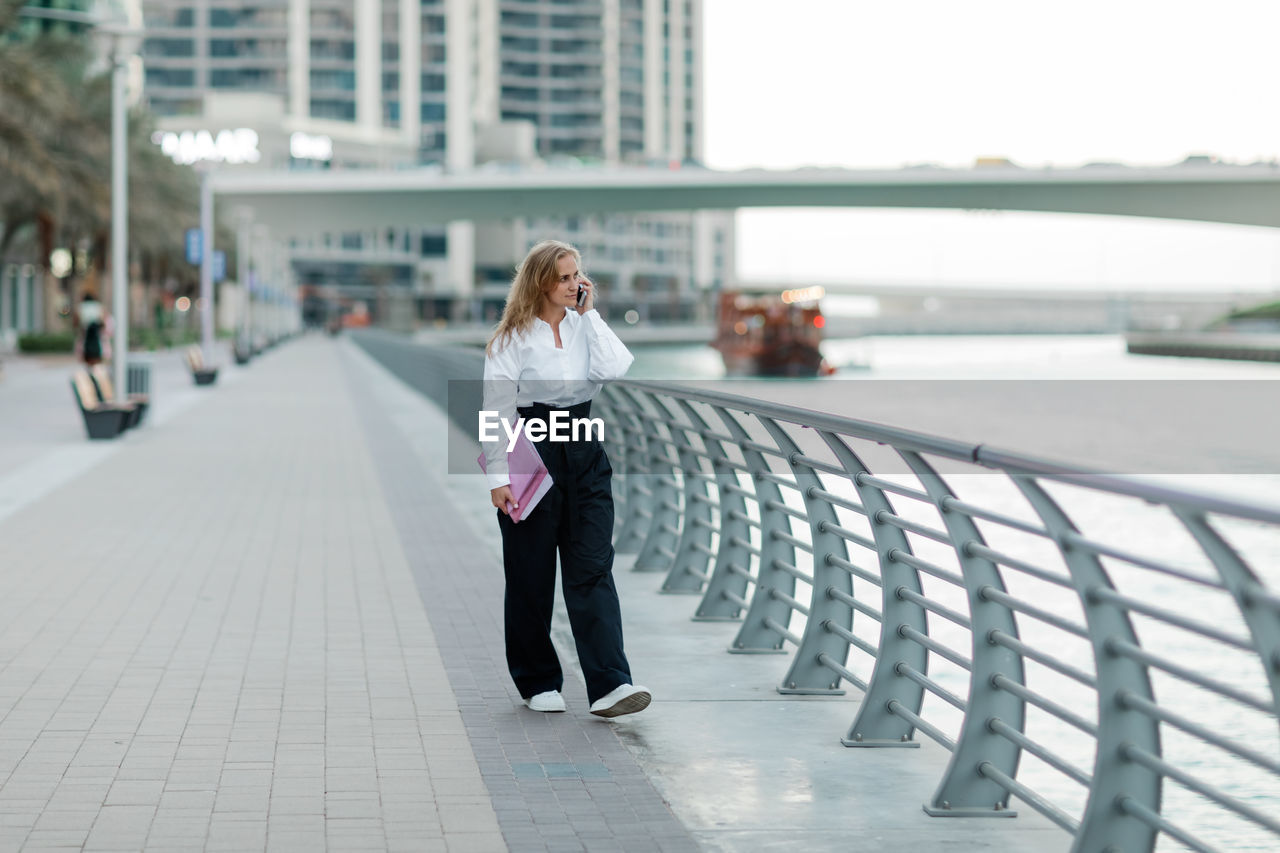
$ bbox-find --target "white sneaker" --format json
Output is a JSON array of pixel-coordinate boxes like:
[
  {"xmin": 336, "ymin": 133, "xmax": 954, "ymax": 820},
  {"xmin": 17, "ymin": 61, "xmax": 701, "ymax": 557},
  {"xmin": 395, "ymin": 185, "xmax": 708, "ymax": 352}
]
[
  {"xmin": 526, "ymin": 690, "xmax": 566, "ymax": 712},
  {"xmin": 589, "ymin": 684, "xmax": 651, "ymax": 718}
]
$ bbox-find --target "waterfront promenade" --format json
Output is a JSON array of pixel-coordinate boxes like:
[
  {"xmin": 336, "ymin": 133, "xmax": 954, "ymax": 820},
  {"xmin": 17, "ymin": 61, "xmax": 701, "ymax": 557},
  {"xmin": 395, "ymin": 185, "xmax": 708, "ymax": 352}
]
[{"xmin": 0, "ymin": 336, "xmax": 1062, "ymax": 852}]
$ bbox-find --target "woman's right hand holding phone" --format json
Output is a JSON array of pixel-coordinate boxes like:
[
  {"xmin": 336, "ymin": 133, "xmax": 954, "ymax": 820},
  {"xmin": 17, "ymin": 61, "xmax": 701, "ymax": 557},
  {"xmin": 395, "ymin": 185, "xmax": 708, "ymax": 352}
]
[{"xmin": 575, "ymin": 274, "xmax": 594, "ymax": 314}]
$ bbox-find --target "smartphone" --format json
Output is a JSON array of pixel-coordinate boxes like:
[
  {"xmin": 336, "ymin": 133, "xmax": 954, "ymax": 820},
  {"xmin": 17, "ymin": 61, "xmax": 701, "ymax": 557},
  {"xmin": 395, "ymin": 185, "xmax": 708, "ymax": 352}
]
[{"xmin": 576, "ymin": 280, "xmax": 587, "ymax": 307}]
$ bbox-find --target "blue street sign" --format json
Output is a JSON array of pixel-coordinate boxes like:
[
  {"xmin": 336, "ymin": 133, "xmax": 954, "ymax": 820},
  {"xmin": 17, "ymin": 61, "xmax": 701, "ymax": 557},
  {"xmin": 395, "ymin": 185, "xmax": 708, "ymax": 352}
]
[
  {"xmin": 185, "ymin": 228, "xmax": 202, "ymax": 264},
  {"xmin": 212, "ymin": 251, "xmax": 226, "ymax": 283}
]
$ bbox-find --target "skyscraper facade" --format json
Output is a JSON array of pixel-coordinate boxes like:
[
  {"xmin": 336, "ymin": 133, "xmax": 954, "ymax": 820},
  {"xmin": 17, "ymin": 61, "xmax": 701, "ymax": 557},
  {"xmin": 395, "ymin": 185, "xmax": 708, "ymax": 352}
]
[{"xmin": 137, "ymin": 0, "xmax": 733, "ymax": 322}]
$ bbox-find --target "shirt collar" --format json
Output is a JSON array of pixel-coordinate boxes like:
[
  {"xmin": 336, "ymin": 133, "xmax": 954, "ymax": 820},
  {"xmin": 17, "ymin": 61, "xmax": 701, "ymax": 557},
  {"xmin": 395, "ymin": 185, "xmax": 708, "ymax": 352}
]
[{"xmin": 533, "ymin": 307, "xmax": 575, "ymax": 329}]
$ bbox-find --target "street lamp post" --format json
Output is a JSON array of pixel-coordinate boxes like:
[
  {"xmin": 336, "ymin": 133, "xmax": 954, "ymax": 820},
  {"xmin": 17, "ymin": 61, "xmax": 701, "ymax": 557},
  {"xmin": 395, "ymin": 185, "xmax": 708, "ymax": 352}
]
[
  {"xmin": 199, "ymin": 167, "xmax": 215, "ymax": 368},
  {"xmin": 109, "ymin": 36, "xmax": 129, "ymax": 401}
]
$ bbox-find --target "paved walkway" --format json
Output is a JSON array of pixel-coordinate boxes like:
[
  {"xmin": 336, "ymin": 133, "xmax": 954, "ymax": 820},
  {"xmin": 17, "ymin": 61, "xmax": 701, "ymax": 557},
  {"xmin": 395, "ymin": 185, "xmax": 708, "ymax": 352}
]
[{"xmin": 0, "ymin": 337, "xmax": 1064, "ymax": 852}]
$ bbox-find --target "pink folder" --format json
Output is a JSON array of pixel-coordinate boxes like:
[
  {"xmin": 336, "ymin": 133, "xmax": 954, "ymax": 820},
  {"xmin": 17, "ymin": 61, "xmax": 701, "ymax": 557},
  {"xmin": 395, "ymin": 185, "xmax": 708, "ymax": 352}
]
[{"xmin": 477, "ymin": 425, "xmax": 552, "ymax": 523}]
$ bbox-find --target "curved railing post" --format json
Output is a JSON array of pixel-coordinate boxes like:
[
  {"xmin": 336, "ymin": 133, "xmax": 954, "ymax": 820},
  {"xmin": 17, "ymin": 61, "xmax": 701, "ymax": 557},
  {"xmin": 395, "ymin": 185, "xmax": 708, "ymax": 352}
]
[
  {"xmin": 901, "ymin": 451, "xmax": 1024, "ymax": 817},
  {"xmin": 623, "ymin": 387, "xmax": 684, "ymax": 572},
  {"xmin": 657, "ymin": 397, "xmax": 716, "ymax": 594},
  {"xmin": 599, "ymin": 384, "xmax": 651, "ymax": 553},
  {"xmin": 1171, "ymin": 508, "xmax": 1280, "ymax": 720},
  {"xmin": 717, "ymin": 408, "xmax": 797, "ymax": 654},
  {"xmin": 762, "ymin": 422, "xmax": 851, "ymax": 695},
  {"xmin": 818, "ymin": 436, "xmax": 926, "ymax": 747},
  {"xmin": 1012, "ymin": 475, "xmax": 1161, "ymax": 853},
  {"xmin": 693, "ymin": 404, "xmax": 755, "ymax": 622}
]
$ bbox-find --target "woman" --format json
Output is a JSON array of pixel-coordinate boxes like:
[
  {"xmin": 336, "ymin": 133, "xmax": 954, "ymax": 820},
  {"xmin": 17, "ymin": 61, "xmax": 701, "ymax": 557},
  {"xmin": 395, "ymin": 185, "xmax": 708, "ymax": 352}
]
[
  {"xmin": 482, "ymin": 240, "xmax": 650, "ymax": 718},
  {"xmin": 76, "ymin": 292, "xmax": 107, "ymax": 366}
]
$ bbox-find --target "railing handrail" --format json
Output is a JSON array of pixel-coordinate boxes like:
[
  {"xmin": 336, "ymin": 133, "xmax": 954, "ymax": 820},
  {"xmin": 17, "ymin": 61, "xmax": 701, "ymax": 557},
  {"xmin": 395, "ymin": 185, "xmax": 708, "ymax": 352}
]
[{"xmin": 620, "ymin": 378, "xmax": 1280, "ymax": 525}]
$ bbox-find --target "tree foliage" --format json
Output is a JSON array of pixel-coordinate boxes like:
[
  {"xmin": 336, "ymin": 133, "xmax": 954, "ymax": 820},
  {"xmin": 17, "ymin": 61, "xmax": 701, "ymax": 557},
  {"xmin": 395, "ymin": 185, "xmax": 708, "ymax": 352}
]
[{"xmin": 0, "ymin": 0, "xmax": 200, "ymax": 289}]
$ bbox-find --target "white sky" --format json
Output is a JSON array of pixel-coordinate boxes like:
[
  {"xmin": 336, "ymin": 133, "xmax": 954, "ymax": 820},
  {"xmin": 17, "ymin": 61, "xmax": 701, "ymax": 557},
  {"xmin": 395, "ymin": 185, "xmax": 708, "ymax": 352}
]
[{"xmin": 701, "ymin": 0, "xmax": 1280, "ymax": 292}]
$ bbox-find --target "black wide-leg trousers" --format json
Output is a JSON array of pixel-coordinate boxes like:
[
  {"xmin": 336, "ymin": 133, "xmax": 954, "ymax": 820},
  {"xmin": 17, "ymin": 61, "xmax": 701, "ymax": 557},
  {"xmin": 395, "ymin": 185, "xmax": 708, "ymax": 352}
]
[{"xmin": 497, "ymin": 402, "xmax": 632, "ymax": 706}]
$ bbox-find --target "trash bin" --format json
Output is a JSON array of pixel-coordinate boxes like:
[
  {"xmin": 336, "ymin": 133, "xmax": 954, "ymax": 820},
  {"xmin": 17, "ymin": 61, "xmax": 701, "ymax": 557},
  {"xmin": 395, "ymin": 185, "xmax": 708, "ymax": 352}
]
[{"xmin": 127, "ymin": 357, "xmax": 152, "ymax": 397}]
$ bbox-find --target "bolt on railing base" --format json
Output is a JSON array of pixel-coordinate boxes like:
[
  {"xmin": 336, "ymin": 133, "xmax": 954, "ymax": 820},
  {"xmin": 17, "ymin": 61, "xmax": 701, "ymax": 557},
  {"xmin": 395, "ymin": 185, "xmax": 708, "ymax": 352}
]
[
  {"xmin": 841, "ymin": 737, "xmax": 921, "ymax": 749},
  {"xmin": 922, "ymin": 804, "xmax": 1018, "ymax": 818},
  {"xmin": 776, "ymin": 686, "xmax": 846, "ymax": 696},
  {"xmin": 726, "ymin": 647, "xmax": 789, "ymax": 655}
]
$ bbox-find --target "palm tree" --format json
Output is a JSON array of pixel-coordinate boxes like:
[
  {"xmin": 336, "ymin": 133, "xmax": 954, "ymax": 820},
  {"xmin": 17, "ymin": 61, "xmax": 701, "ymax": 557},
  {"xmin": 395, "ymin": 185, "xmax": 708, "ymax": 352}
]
[{"xmin": 2, "ymin": 0, "xmax": 203, "ymax": 335}]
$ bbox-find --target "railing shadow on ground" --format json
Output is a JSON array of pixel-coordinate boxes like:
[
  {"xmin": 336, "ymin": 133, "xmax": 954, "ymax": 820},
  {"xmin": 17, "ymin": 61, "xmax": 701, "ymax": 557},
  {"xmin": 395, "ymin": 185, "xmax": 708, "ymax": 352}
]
[{"xmin": 349, "ymin": 330, "xmax": 1280, "ymax": 853}]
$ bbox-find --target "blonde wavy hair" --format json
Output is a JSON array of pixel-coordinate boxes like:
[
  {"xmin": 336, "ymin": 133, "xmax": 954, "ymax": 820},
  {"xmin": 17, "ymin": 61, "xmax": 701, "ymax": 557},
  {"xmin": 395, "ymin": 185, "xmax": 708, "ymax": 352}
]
[{"xmin": 486, "ymin": 239, "xmax": 581, "ymax": 356}]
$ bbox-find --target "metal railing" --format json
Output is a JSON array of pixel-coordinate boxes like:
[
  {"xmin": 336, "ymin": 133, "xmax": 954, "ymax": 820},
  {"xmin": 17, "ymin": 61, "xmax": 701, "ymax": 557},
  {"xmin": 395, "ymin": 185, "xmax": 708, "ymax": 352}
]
[
  {"xmin": 349, "ymin": 332, "xmax": 1280, "ymax": 852},
  {"xmin": 596, "ymin": 378, "xmax": 1280, "ymax": 853}
]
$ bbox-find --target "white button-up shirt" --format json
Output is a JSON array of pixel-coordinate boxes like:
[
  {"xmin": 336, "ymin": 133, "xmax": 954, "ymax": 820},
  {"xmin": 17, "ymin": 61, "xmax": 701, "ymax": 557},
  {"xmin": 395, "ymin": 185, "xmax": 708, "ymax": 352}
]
[{"xmin": 482, "ymin": 308, "xmax": 634, "ymax": 489}]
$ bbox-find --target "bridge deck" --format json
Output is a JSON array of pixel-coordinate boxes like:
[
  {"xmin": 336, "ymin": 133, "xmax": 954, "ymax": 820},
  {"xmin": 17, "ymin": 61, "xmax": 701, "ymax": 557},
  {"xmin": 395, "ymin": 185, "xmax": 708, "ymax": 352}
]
[{"xmin": 0, "ymin": 337, "xmax": 1062, "ymax": 851}]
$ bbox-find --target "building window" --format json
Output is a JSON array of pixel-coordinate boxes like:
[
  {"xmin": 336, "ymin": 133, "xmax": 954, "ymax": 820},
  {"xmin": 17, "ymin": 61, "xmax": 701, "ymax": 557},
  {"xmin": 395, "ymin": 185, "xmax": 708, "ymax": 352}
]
[
  {"xmin": 501, "ymin": 62, "xmax": 538, "ymax": 77},
  {"xmin": 550, "ymin": 114, "xmax": 598, "ymax": 129},
  {"xmin": 211, "ymin": 68, "xmax": 280, "ymax": 88},
  {"xmin": 145, "ymin": 7, "xmax": 195, "ymax": 27},
  {"xmin": 421, "ymin": 73, "xmax": 445, "ymax": 92},
  {"xmin": 501, "ymin": 86, "xmax": 539, "ymax": 102},
  {"xmin": 143, "ymin": 38, "xmax": 194, "ymax": 57},
  {"xmin": 549, "ymin": 64, "xmax": 592, "ymax": 79},
  {"xmin": 551, "ymin": 88, "xmax": 599, "ymax": 104},
  {"xmin": 551, "ymin": 39, "xmax": 597, "ymax": 53},
  {"xmin": 420, "ymin": 234, "xmax": 447, "ymax": 257},
  {"xmin": 341, "ymin": 233, "xmax": 362, "ymax": 250},
  {"xmin": 145, "ymin": 68, "xmax": 195, "ymax": 88},
  {"xmin": 501, "ymin": 36, "xmax": 539, "ymax": 52},
  {"xmin": 311, "ymin": 99, "xmax": 356, "ymax": 121},
  {"xmin": 421, "ymin": 102, "xmax": 445, "ymax": 121},
  {"xmin": 311, "ymin": 39, "xmax": 355, "ymax": 60},
  {"xmin": 310, "ymin": 70, "xmax": 356, "ymax": 92},
  {"xmin": 550, "ymin": 14, "xmax": 596, "ymax": 29}
]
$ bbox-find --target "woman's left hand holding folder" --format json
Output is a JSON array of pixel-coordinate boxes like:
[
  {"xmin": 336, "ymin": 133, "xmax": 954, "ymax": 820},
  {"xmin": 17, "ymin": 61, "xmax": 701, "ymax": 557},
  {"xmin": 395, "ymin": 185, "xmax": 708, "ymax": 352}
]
[{"xmin": 491, "ymin": 485, "xmax": 517, "ymax": 516}]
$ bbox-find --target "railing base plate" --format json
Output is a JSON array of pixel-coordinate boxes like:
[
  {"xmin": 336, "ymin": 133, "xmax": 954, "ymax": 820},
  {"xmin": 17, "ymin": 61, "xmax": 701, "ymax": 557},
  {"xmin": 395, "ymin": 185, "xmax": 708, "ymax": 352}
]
[
  {"xmin": 841, "ymin": 738, "xmax": 921, "ymax": 749},
  {"xmin": 922, "ymin": 804, "xmax": 1017, "ymax": 818},
  {"xmin": 776, "ymin": 687, "xmax": 846, "ymax": 696}
]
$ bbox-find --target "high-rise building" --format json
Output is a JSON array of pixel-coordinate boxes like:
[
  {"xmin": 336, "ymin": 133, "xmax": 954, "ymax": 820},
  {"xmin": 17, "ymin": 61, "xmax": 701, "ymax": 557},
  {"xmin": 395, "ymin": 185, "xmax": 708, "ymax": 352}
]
[{"xmin": 136, "ymin": 0, "xmax": 733, "ymax": 323}]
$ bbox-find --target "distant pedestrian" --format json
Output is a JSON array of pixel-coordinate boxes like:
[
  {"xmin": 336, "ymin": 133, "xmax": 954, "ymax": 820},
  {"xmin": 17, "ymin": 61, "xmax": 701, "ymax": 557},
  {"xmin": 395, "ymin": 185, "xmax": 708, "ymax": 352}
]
[
  {"xmin": 482, "ymin": 240, "xmax": 650, "ymax": 718},
  {"xmin": 75, "ymin": 292, "xmax": 108, "ymax": 366}
]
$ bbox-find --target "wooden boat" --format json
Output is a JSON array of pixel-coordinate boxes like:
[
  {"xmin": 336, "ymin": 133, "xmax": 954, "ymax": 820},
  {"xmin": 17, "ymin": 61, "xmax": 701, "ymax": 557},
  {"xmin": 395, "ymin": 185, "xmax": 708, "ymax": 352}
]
[{"xmin": 711, "ymin": 287, "xmax": 835, "ymax": 377}]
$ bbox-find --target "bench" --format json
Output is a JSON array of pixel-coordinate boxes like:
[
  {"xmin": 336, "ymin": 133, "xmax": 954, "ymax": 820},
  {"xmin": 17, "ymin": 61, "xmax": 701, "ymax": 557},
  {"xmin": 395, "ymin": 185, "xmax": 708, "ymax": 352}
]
[
  {"xmin": 70, "ymin": 370, "xmax": 134, "ymax": 439},
  {"xmin": 90, "ymin": 364, "xmax": 148, "ymax": 428},
  {"xmin": 187, "ymin": 346, "xmax": 219, "ymax": 385}
]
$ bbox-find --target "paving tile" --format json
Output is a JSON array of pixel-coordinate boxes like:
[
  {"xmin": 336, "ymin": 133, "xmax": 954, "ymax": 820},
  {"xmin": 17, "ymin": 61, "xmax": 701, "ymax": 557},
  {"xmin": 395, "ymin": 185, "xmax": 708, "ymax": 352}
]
[{"xmin": 0, "ymin": 340, "xmax": 700, "ymax": 853}]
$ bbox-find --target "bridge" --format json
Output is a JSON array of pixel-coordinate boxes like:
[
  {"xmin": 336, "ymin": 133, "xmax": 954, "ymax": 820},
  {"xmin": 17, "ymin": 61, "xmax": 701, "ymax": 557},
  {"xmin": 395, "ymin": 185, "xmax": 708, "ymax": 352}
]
[{"xmin": 209, "ymin": 162, "xmax": 1280, "ymax": 233}]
